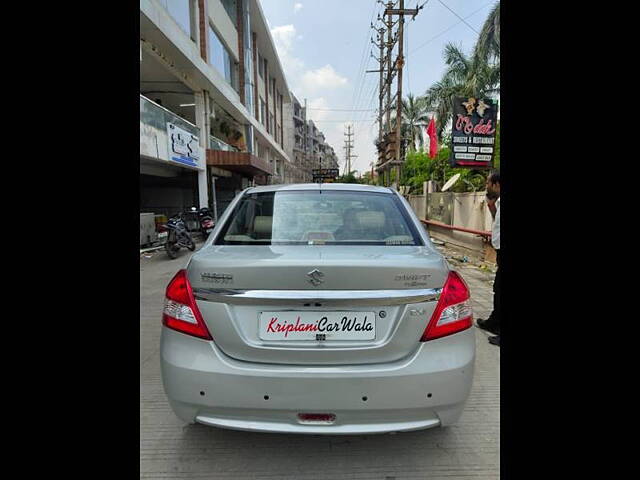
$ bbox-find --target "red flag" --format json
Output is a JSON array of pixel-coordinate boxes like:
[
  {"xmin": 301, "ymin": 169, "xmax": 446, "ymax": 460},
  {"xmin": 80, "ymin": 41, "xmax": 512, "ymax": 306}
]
[{"xmin": 426, "ymin": 117, "xmax": 438, "ymax": 159}]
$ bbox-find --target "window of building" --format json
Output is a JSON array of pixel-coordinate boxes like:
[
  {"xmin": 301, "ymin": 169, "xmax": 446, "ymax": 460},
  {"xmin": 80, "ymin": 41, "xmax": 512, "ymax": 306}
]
[
  {"xmin": 221, "ymin": 0, "xmax": 238, "ymax": 26},
  {"xmin": 269, "ymin": 113, "xmax": 274, "ymax": 135},
  {"xmin": 260, "ymin": 99, "xmax": 266, "ymax": 126},
  {"xmin": 258, "ymin": 55, "xmax": 265, "ymax": 80},
  {"xmin": 159, "ymin": 0, "xmax": 193, "ymax": 40},
  {"xmin": 242, "ymin": 5, "xmax": 254, "ymax": 113},
  {"xmin": 245, "ymin": 125, "xmax": 254, "ymax": 154},
  {"xmin": 208, "ymin": 24, "xmax": 234, "ymax": 87},
  {"xmin": 245, "ymin": 81, "xmax": 254, "ymax": 114}
]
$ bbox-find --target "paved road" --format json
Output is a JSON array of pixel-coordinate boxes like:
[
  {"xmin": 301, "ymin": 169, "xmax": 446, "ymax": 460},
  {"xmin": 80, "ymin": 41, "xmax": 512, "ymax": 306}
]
[{"xmin": 140, "ymin": 244, "xmax": 500, "ymax": 479}]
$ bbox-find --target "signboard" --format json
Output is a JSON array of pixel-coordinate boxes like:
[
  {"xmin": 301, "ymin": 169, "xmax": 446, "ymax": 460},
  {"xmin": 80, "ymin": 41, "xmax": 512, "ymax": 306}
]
[
  {"xmin": 167, "ymin": 123, "xmax": 200, "ymax": 168},
  {"xmin": 449, "ymin": 97, "xmax": 497, "ymax": 168},
  {"xmin": 312, "ymin": 168, "xmax": 339, "ymax": 182}
]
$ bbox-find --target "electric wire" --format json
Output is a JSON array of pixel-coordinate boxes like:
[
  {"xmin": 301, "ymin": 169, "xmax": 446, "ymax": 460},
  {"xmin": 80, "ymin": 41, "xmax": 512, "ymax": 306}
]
[
  {"xmin": 348, "ymin": 1, "xmax": 381, "ymax": 128},
  {"xmin": 409, "ymin": 1, "xmax": 493, "ymax": 55},
  {"xmin": 437, "ymin": 0, "xmax": 480, "ymax": 35},
  {"xmin": 345, "ymin": 1, "xmax": 386, "ymax": 170}
]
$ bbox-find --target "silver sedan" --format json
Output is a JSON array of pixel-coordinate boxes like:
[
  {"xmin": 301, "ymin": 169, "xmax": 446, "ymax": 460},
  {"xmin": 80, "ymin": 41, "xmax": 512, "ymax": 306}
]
[{"xmin": 160, "ymin": 183, "xmax": 475, "ymax": 434}]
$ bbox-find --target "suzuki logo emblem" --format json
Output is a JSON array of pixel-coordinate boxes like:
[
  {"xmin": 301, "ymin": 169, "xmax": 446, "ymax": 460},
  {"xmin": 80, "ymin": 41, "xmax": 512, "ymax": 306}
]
[{"xmin": 307, "ymin": 269, "xmax": 324, "ymax": 286}]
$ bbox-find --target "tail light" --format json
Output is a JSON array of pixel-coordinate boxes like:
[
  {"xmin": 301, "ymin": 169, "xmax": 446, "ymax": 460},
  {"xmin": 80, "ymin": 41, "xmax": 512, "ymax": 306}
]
[
  {"xmin": 162, "ymin": 270, "xmax": 212, "ymax": 340},
  {"xmin": 157, "ymin": 224, "xmax": 167, "ymax": 233},
  {"xmin": 421, "ymin": 271, "xmax": 472, "ymax": 341}
]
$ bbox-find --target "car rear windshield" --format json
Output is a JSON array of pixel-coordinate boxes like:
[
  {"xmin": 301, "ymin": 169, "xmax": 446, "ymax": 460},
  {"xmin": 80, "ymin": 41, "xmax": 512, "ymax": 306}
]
[{"xmin": 215, "ymin": 190, "xmax": 424, "ymax": 246}]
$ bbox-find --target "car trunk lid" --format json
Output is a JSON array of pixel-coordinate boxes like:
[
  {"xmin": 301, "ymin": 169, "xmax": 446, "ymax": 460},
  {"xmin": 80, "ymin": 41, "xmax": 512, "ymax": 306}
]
[{"xmin": 188, "ymin": 245, "xmax": 448, "ymax": 365}]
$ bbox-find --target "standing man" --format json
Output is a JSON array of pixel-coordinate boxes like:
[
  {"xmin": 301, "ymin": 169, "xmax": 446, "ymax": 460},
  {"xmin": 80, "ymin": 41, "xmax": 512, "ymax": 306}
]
[{"xmin": 476, "ymin": 171, "xmax": 500, "ymax": 346}]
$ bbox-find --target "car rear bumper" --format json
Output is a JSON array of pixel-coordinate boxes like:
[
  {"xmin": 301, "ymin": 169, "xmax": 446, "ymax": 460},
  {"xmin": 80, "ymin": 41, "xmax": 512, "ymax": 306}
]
[{"xmin": 160, "ymin": 326, "xmax": 475, "ymax": 434}]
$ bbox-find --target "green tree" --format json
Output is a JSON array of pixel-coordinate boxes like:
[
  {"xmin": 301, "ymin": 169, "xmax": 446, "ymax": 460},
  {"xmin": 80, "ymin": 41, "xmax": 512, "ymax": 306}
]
[
  {"xmin": 423, "ymin": 2, "xmax": 500, "ymax": 141},
  {"xmin": 401, "ymin": 146, "xmax": 492, "ymax": 194},
  {"xmin": 397, "ymin": 93, "xmax": 431, "ymax": 152},
  {"xmin": 337, "ymin": 171, "xmax": 359, "ymax": 184},
  {"xmin": 473, "ymin": 2, "xmax": 500, "ymax": 66}
]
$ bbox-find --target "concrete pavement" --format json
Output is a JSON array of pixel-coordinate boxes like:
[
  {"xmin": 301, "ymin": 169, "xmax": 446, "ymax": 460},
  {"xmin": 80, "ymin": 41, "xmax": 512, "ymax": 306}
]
[{"xmin": 140, "ymin": 244, "xmax": 500, "ymax": 479}]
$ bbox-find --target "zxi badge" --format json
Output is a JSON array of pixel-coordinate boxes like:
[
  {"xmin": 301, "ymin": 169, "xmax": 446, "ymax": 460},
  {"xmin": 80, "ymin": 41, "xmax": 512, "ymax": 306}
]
[{"xmin": 307, "ymin": 269, "xmax": 324, "ymax": 286}]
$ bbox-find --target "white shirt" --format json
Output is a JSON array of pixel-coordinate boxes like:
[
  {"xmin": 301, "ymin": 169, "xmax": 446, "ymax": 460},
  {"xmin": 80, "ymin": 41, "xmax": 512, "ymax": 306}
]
[{"xmin": 492, "ymin": 197, "xmax": 500, "ymax": 250}]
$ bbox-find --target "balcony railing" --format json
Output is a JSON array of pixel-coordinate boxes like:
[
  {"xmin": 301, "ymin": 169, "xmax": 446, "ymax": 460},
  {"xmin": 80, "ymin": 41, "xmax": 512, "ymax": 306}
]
[
  {"xmin": 141, "ymin": 94, "xmax": 242, "ymax": 161},
  {"xmin": 209, "ymin": 135, "xmax": 236, "ymax": 152},
  {"xmin": 140, "ymin": 95, "xmax": 199, "ymax": 137}
]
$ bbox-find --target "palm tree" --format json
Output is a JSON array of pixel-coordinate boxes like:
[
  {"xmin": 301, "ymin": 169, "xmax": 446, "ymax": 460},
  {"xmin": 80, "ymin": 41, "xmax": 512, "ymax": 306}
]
[
  {"xmin": 401, "ymin": 94, "xmax": 431, "ymax": 151},
  {"xmin": 424, "ymin": 45, "xmax": 468, "ymax": 140},
  {"xmin": 469, "ymin": 1, "xmax": 500, "ymax": 98},
  {"xmin": 473, "ymin": 1, "xmax": 500, "ymax": 66},
  {"xmin": 423, "ymin": 2, "xmax": 500, "ymax": 141},
  {"xmin": 388, "ymin": 94, "xmax": 431, "ymax": 154}
]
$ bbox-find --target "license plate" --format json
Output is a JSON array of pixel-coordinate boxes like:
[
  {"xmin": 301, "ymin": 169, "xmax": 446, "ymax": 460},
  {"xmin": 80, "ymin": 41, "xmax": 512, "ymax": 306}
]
[
  {"xmin": 259, "ymin": 311, "xmax": 376, "ymax": 341},
  {"xmin": 205, "ymin": 228, "xmax": 213, "ymax": 233},
  {"xmin": 158, "ymin": 232, "xmax": 168, "ymax": 239}
]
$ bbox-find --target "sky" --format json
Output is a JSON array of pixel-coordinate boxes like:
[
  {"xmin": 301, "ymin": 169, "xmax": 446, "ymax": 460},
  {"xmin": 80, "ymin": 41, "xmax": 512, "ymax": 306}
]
[{"xmin": 259, "ymin": 0, "xmax": 496, "ymax": 176}]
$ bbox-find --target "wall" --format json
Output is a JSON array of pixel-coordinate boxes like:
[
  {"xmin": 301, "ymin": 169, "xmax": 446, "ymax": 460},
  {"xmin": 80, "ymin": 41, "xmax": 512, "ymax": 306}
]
[
  {"xmin": 448, "ymin": 192, "xmax": 490, "ymax": 252},
  {"xmin": 407, "ymin": 190, "xmax": 496, "ymax": 260},
  {"xmin": 407, "ymin": 194, "xmax": 426, "ymax": 221},
  {"xmin": 140, "ymin": 122, "xmax": 170, "ymax": 161}
]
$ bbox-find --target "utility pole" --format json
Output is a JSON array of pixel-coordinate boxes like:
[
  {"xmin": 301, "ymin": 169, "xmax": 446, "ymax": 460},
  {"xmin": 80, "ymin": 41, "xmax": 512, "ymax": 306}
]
[
  {"xmin": 366, "ymin": 14, "xmax": 387, "ymax": 185},
  {"xmin": 394, "ymin": 0, "xmax": 406, "ymax": 188},
  {"xmin": 304, "ymin": 98, "xmax": 309, "ymax": 177},
  {"xmin": 385, "ymin": 2, "xmax": 393, "ymax": 137},
  {"xmin": 343, "ymin": 124, "xmax": 357, "ymax": 177},
  {"xmin": 366, "ymin": 0, "xmax": 420, "ymax": 188},
  {"xmin": 367, "ymin": 23, "xmax": 386, "ymax": 146}
]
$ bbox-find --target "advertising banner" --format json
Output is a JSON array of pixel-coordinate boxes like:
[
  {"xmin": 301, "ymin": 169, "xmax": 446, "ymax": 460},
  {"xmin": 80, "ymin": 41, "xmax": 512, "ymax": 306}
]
[
  {"xmin": 449, "ymin": 97, "xmax": 498, "ymax": 168},
  {"xmin": 167, "ymin": 123, "xmax": 200, "ymax": 168},
  {"xmin": 312, "ymin": 168, "xmax": 339, "ymax": 182}
]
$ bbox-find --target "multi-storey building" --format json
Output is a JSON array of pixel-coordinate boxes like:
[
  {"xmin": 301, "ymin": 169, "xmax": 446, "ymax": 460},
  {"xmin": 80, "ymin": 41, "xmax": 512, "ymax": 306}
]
[
  {"xmin": 140, "ymin": 0, "xmax": 295, "ymax": 218},
  {"xmin": 304, "ymin": 121, "xmax": 338, "ymax": 172},
  {"xmin": 282, "ymin": 94, "xmax": 339, "ymax": 182},
  {"xmin": 280, "ymin": 92, "xmax": 308, "ymax": 183},
  {"xmin": 324, "ymin": 145, "xmax": 339, "ymax": 171}
]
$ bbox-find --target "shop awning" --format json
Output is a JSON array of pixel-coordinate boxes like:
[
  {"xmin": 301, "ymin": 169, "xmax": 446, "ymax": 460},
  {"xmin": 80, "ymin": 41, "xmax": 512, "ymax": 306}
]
[{"xmin": 206, "ymin": 150, "xmax": 274, "ymax": 177}]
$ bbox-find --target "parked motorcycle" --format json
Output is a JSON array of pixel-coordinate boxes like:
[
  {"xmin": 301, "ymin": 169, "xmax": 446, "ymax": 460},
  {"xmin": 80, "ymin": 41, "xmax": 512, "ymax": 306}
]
[
  {"xmin": 198, "ymin": 207, "xmax": 215, "ymax": 239},
  {"xmin": 163, "ymin": 213, "xmax": 196, "ymax": 259}
]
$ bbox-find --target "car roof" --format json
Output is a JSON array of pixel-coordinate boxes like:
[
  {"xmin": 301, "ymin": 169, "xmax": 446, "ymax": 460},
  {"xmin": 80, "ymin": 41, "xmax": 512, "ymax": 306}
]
[{"xmin": 245, "ymin": 183, "xmax": 396, "ymax": 194}]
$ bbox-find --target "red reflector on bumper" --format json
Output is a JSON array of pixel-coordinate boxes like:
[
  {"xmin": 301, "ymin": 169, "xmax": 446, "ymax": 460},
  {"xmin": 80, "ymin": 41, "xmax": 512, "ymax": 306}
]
[{"xmin": 297, "ymin": 413, "xmax": 336, "ymax": 423}]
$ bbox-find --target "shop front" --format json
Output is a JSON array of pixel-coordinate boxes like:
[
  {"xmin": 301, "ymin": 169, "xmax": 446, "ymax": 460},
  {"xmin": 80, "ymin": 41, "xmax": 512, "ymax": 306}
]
[
  {"xmin": 140, "ymin": 95, "xmax": 207, "ymax": 227},
  {"xmin": 206, "ymin": 149, "xmax": 273, "ymax": 218}
]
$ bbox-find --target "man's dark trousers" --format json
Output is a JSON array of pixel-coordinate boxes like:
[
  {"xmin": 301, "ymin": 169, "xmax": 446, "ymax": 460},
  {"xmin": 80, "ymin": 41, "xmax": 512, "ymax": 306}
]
[{"xmin": 487, "ymin": 249, "xmax": 501, "ymax": 331}]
